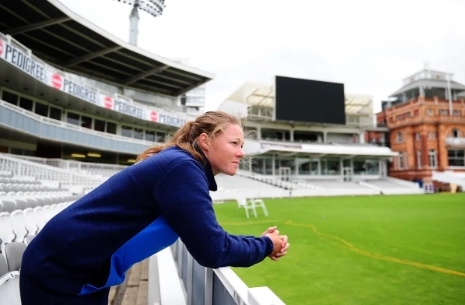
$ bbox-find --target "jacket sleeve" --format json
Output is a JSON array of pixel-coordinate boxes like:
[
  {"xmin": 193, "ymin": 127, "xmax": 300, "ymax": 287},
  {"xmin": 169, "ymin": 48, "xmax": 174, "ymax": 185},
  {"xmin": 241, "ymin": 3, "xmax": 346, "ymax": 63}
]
[{"xmin": 152, "ymin": 160, "xmax": 273, "ymax": 268}]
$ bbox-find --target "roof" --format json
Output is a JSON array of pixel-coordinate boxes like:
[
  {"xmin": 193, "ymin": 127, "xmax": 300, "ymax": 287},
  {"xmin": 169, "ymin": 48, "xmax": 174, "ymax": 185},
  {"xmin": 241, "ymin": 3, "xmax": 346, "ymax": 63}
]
[
  {"xmin": 390, "ymin": 78, "xmax": 465, "ymax": 97},
  {"xmin": 245, "ymin": 141, "xmax": 397, "ymax": 158},
  {"xmin": 0, "ymin": 0, "xmax": 213, "ymax": 97},
  {"xmin": 344, "ymin": 94, "xmax": 373, "ymax": 115},
  {"xmin": 225, "ymin": 82, "xmax": 274, "ymax": 107},
  {"xmin": 225, "ymin": 82, "xmax": 374, "ymax": 115}
]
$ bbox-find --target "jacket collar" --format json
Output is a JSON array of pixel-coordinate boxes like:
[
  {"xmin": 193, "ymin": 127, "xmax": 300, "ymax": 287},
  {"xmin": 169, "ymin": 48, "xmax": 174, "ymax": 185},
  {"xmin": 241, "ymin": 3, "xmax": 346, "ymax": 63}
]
[{"xmin": 194, "ymin": 144, "xmax": 217, "ymax": 191}]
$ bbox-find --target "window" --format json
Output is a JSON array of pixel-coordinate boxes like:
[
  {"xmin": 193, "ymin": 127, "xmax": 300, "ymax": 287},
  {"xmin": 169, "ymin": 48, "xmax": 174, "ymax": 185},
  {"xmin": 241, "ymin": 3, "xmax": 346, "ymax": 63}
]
[
  {"xmin": 156, "ymin": 132, "xmax": 165, "ymax": 142},
  {"xmin": 66, "ymin": 112, "xmax": 80, "ymax": 126},
  {"xmin": 19, "ymin": 97, "xmax": 33, "ymax": 111},
  {"xmin": 81, "ymin": 115, "xmax": 92, "ymax": 129},
  {"xmin": 398, "ymin": 153, "xmax": 405, "ymax": 170},
  {"xmin": 134, "ymin": 128, "xmax": 144, "ymax": 140},
  {"xmin": 403, "ymin": 152, "xmax": 408, "ymax": 169},
  {"xmin": 416, "ymin": 150, "xmax": 422, "ymax": 169},
  {"xmin": 448, "ymin": 150, "xmax": 464, "ymax": 167},
  {"xmin": 439, "ymin": 109, "xmax": 449, "ymax": 116},
  {"xmin": 451, "ymin": 129, "xmax": 460, "ymax": 138},
  {"xmin": 365, "ymin": 160, "xmax": 379, "ymax": 174},
  {"xmin": 261, "ymin": 128, "xmax": 291, "ymax": 141},
  {"xmin": 320, "ymin": 158, "xmax": 339, "ymax": 175},
  {"xmin": 35, "ymin": 103, "xmax": 48, "ymax": 117},
  {"xmin": 10, "ymin": 148, "xmax": 35, "ymax": 156},
  {"xmin": 121, "ymin": 125, "xmax": 133, "ymax": 138},
  {"xmin": 94, "ymin": 119, "xmax": 106, "ymax": 132},
  {"xmin": 426, "ymin": 109, "xmax": 433, "ymax": 116},
  {"xmin": 276, "ymin": 157, "xmax": 297, "ymax": 176},
  {"xmin": 145, "ymin": 130, "xmax": 155, "ymax": 142},
  {"xmin": 244, "ymin": 127, "xmax": 258, "ymax": 140},
  {"xmin": 2, "ymin": 91, "xmax": 19, "ymax": 105},
  {"xmin": 396, "ymin": 132, "xmax": 403, "ymax": 143},
  {"xmin": 428, "ymin": 131, "xmax": 436, "ymax": 140},
  {"xmin": 429, "ymin": 150, "xmax": 437, "ymax": 168},
  {"xmin": 49, "ymin": 106, "xmax": 61, "ymax": 120},
  {"xmin": 107, "ymin": 122, "xmax": 117, "ymax": 134},
  {"xmin": 415, "ymin": 132, "xmax": 420, "ymax": 141}
]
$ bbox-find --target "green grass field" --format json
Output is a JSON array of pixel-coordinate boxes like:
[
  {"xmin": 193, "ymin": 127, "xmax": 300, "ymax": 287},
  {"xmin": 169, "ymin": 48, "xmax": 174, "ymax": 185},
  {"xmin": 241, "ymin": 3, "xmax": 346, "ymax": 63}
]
[{"xmin": 213, "ymin": 193, "xmax": 465, "ymax": 305}]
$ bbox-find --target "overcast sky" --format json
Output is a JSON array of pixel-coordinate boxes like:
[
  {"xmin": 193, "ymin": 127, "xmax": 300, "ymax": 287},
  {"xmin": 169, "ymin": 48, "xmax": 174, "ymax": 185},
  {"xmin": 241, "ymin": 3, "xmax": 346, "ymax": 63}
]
[{"xmin": 59, "ymin": 0, "xmax": 465, "ymax": 113}]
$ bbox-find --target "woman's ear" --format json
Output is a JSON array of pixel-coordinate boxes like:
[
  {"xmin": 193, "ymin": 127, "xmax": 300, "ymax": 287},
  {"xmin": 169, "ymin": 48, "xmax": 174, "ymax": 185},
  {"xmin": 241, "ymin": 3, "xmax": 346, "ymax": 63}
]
[{"xmin": 198, "ymin": 133, "xmax": 210, "ymax": 150}]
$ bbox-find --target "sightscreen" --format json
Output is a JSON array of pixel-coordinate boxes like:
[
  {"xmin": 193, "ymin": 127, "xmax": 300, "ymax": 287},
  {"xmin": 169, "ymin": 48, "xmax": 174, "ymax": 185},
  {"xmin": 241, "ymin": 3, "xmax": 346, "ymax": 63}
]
[{"xmin": 274, "ymin": 76, "xmax": 346, "ymax": 125}]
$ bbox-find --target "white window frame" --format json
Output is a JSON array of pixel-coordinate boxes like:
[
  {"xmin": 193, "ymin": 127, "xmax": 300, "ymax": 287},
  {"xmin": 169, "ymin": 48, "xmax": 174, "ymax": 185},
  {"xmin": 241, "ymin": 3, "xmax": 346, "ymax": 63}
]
[
  {"xmin": 403, "ymin": 152, "xmax": 408, "ymax": 169},
  {"xmin": 428, "ymin": 131, "xmax": 436, "ymax": 140},
  {"xmin": 429, "ymin": 149, "xmax": 437, "ymax": 168},
  {"xmin": 447, "ymin": 149, "xmax": 465, "ymax": 167},
  {"xmin": 398, "ymin": 152, "xmax": 405, "ymax": 170}
]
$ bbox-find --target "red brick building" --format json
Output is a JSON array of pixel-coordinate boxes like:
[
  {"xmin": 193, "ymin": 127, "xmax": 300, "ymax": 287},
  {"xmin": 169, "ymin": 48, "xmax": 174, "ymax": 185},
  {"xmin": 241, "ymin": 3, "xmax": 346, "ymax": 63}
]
[{"xmin": 370, "ymin": 69, "xmax": 465, "ymax": 182}]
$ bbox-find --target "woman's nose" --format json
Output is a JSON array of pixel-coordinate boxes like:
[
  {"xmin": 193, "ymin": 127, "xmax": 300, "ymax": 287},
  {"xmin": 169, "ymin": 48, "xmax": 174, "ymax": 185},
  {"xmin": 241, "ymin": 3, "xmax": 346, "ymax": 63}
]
[{"xmin": 237, "ymin": 148, "xmax": 245, "ymax": 158}]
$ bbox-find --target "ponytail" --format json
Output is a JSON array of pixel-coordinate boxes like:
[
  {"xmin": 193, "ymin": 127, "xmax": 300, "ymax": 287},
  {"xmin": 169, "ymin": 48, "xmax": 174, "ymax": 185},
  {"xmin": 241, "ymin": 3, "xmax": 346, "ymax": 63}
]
[{"xmin": 136, "ymin": 111, "xmax": 242, "ymax": 163}]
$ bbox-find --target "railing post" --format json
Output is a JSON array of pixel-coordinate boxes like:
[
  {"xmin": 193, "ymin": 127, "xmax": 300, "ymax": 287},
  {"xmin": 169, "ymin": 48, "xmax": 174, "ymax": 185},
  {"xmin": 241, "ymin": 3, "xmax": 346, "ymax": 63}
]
[
  {"xmin": 204, "ymin": 268, "xmax": 213, "ymax": 305},
  {"xmin": 186, "ymin": 252, "xmax": 194, "ymax": 305}
]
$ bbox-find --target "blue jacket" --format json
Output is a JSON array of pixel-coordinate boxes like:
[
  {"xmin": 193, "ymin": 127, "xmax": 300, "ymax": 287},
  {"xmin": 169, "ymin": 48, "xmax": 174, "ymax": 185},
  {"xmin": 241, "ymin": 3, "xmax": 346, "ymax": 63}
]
[{"xmin": 21, "ymin": 146, "xmax": 273, "ymax": 295}]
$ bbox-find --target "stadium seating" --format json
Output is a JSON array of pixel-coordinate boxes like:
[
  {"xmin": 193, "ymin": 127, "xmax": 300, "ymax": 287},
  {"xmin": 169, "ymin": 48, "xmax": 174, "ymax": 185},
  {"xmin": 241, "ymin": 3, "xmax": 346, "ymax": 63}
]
[
  {"xmin": 4, "ymin": 242, "xmax": 26, "ymax": 272},
  {"xmin": 0, "ymin": 254, "xmax": 8, "ymax": 276},
  {"xmin": 0, "ymin": 270, "xmax": 20, "ymax": 305},
  {"xmin": 0, "ymin": 213, "xmax": 15, "ymax": 254},
  {"xmin": 0, "ymin": 244, "xmax": 23, "ymax": 305}
]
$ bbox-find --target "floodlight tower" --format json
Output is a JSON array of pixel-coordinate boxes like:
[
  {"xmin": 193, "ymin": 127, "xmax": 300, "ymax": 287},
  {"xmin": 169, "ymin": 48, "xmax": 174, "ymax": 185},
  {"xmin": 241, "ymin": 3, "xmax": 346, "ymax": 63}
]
[{"xmin": 116, "ymin": 0, "xmax": 166, "ymax": 46}]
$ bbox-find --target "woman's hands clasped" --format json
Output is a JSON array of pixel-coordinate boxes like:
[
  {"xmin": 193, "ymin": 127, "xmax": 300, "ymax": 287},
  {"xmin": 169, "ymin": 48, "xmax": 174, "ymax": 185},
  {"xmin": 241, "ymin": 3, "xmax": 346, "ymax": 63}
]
[{"xmin": 262, "ymin": 226, "xmax": 290, "ymax": 261}]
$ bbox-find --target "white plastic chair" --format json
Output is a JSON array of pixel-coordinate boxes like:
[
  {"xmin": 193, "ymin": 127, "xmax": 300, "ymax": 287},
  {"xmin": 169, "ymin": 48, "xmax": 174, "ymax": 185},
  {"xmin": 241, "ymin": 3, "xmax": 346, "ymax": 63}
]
[
  {"xmin": 236, "ymin": 198, "xmax": 257, "ymax": 218},
  {"xmin": 0, "ymin": 213, "xmax": 15, "ymax": 253},
  {"xmin": 251, "ymin": 198, "xmax": 268, "ymax": 217},
  {"xmin": 9, "ymin": 211, "xmax": 27, "ymax": 243}
]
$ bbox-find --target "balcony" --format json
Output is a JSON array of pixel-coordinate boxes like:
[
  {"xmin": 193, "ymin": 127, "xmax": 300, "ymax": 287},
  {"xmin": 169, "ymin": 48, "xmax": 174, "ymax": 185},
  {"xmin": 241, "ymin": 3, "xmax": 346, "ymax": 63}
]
[
  {"xmin": 445, "ymin": 137, "xmax": 465, "ymax": 148},
  {"xmin": 387, "ymin": 114, "xmax": 465, "ymax": 128}
]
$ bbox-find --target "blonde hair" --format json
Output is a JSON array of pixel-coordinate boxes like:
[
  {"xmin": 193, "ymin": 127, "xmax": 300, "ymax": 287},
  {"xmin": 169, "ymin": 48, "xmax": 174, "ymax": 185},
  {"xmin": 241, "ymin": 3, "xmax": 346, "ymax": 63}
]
[{"xmin": 136, "ymin": 111, "xmax": 242, "ymax": 163}]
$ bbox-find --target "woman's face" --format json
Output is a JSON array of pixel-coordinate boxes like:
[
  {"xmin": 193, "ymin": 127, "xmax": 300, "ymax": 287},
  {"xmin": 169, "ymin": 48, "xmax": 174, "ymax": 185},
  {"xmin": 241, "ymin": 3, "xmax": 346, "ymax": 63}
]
[{"xmin": 200, "ymin": 124, "xmax": 245, "ymax": 176}]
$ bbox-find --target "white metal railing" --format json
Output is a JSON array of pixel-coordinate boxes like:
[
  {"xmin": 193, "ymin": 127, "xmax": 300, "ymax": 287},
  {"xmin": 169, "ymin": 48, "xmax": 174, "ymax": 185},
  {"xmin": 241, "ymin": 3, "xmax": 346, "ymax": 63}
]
[
  {"xmin": 0, "ymin": 153, "xmax": 103, "ymax": 193},
  {"xmin": 11, "ymin": 155, "xmax": 127, "ymax": 178},
  {"xmin": 445, "ymin": 137, "xmax": 465, "ymax": 146},
  {"xmin": 0, "ymin": 100, "xmax": 156, "ymax": 147},
  {"xmin": 156, "ymin": 240, "xmax": 285, "ymax": 305}
]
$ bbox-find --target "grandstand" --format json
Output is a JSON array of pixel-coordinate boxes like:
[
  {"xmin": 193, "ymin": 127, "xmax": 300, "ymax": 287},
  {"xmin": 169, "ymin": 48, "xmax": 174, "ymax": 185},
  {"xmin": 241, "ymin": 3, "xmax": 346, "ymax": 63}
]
[
  {"xmin": 0, "ymin": 0, "xmax": 213, "ymax": 163},
  {"xmin": 215, "ymin": 80, "xmax": 423, "ymax": 200}
]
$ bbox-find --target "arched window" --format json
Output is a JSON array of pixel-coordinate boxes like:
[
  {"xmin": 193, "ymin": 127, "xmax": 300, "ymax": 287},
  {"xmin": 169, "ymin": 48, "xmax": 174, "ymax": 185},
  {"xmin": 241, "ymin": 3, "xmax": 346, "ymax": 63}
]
[
  {"xmin": 451, "ymin": 129, "xmax": 460, "ymax": 138},
  {"xmin": 396, "ymin": 132, "xmax": 403, "ymax": 143}
]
